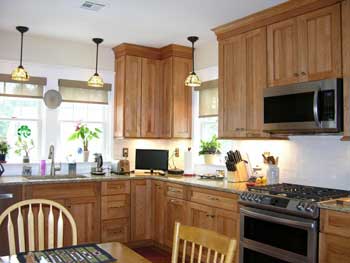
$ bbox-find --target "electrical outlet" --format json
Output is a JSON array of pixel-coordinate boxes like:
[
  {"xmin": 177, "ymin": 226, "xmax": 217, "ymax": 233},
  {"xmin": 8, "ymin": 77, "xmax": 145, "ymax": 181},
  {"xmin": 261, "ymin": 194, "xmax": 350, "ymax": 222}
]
[
  {"xmin": 122, "ymin": 148, "xmax": 128, "ymax": 158},
  {"xmin": 174, "ymin": 148, "xmax": 180, "ymax": 158}
]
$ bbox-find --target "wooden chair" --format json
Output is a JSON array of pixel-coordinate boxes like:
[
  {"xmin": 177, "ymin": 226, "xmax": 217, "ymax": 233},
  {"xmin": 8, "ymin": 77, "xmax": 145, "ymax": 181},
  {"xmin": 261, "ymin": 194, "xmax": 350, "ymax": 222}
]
[
  {"xmin": 0, "ymin": 199, "xmax": 77, "ymax": 255},
  {"xmin": 171, "ymin": 222, "xmax": 237, "ymax": 263}
]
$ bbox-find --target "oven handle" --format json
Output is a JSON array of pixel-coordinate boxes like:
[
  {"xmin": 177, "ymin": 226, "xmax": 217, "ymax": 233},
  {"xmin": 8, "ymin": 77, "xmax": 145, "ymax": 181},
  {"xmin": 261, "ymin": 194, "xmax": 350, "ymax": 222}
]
[
  {"xmin": 241, "ymin": 207, "xmax": 316, "ymax": 229},
  {"xmin": 313, "ymin": 90, "xmax": 321, "ymax": 128}
]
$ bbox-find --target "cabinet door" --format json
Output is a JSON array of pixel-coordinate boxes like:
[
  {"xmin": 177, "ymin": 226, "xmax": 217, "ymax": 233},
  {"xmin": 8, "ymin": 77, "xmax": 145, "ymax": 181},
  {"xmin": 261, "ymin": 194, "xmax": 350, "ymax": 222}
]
[
  {"xmin": 130, "ymin": 180, "xmax": 152, "ymax": 241},
  {"xmin": 298, "ymin": 4, "xmax": 341, "ymax": 81},
  {"xmin": 267, "ymin": 18, "xmax": 299, "ymax": 87},
  {"xmin": 172, "ymin": 57, "xmax": 192, "ymax": 138},
  {"xmin": 244, "ymin": 28, "xmax": 268, "ymax": 137},
  {"xmin": 159, "ymin": 57, "xmax": 173, "ymax": 138},
  {"xmin": 218, "ymin": 34, "xmax": 246, "ymax": 138},
  {"xmin": 164, "ymin": 197, "xmax": 187, "ymax": 247},
  {"xmin": 124, "ymin": 55, "xmax": 142, "ymax": 137},
  {"xmin": 141, "ymin": 58, "xmax": 160, "ymax": 138},
  {"xmin": 67, "ymin": 196, "xmax": 100, "ymax": 244},
  {"xmin": 187, "ymin": 202, "xmax": 215, "ymax": 231},
  {"xmin": 319, "ymin": 233, "xmax": 350, "ymax": 263},
  {"xmin": 152, "ymin": 181, "xmax": 165, "ymax": 244}
]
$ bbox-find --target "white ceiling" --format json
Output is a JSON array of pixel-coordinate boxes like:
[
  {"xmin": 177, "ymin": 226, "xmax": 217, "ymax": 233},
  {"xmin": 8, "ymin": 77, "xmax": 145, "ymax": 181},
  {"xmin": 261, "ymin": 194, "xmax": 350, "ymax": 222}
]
[{"xmin": 0, "ymin": 0, "xmax": 286, "ymax": 48}]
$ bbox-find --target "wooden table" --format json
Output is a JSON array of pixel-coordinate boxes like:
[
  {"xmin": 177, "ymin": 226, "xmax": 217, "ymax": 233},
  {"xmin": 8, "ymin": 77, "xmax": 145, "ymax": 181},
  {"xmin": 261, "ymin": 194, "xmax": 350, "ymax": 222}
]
[{"xmin": 0, "ymin": 242, "xmax": 151, "ymax": 263}]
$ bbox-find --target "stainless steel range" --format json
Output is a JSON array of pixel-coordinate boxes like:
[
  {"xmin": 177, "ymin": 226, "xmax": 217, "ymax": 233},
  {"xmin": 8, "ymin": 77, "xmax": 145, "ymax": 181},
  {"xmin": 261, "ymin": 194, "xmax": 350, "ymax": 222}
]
[{"xmin": 239, "ymin": 183, "xmax": 349, "ymax": 263}]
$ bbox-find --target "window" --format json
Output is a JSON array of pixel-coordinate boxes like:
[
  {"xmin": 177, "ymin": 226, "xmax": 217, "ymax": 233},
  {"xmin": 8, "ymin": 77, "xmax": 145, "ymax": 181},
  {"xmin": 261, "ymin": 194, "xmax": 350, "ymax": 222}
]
[
  {"xmin": 0, "ymin": 97, "xmax": 42, "ymax": 162},
  {"xmin": 58, "ymin": 102, "xmax": 109, "ymax": 161}
]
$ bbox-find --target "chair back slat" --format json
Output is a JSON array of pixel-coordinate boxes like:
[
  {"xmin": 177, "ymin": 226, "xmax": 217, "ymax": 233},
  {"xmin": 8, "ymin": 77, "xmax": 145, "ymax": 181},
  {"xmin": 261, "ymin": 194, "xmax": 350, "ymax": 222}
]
[
  {"xmin": 28, "ymin": 204, "xmax": 35, "ymax": 251},
  {"xmin": 48, "ymin": 205, "xmax": 54, "ymax": 249},
  {"xmin": 0, "ymin": 199, "xmax": 77, "ymax": 255},
  {"xmin": 38, "ymin": 204, "xmax": 45, "ymax": 250},
  {"xmin": 57, "ymin": 210, "xmax": 63, "ymax": 248},
  {"xmin": 17, "ymin": 208, "xmax": 25, "ymax": 252},
  {"xmin": 171, "ymin": 222, "xmax": 237, "ymax": 263},
  {"xmin": 7, "ymin": 214, "xmax": 16, "ymax": 255}
]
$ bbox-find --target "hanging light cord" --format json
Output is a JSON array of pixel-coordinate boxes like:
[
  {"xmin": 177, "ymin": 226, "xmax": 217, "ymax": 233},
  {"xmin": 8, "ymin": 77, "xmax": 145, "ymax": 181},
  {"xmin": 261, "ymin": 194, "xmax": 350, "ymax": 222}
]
[
  {"xmin": 19, "ymin": 32, "xmax": 24, "ymax": 67},
  {"xmin": 95, "ymin": 42, "xmax": 99, "ymax": 74},
  {"xmin": 191, "ymin": 41, "xmax": 195, "ymax": 72}
]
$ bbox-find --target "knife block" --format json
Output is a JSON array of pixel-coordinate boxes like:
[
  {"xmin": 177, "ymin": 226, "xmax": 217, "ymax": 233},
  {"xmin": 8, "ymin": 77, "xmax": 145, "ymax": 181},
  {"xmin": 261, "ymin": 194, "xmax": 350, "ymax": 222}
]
[{"xmin": 227, "ymin": 161, "xmax": 249, "ymax": 182}]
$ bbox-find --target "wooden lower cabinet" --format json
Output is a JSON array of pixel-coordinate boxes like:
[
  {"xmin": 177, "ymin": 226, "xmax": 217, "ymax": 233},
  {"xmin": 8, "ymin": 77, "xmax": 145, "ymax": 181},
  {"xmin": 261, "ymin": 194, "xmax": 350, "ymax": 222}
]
[
  {"xmin": 187, "ymin": 202, "xmax": 215, "ymax": 231},
  {"xmin": 152, "ymin": 180, "xmax": 165, "ymax": 245},
  {"xmin": 130, "ymin": 179, "xmax": 152, "ymax": 241},
  {"xmin": 164, "ymin": 197, "xmax": 187, "ymax": 247},
  {"xmin": 101, "ymin": 218, "xmax": 129, "ymax": 243}
]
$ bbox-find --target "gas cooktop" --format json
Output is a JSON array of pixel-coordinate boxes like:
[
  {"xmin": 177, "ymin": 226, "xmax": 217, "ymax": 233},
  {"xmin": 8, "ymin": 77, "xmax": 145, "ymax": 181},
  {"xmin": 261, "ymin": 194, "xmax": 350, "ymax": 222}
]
[
  {"xmin": 239, "ymin": 183, "xmax": 350, "ymax": 219},
  {"xmin": 247, "ymin": 183, "xmax": 349, "ymax": 202}
]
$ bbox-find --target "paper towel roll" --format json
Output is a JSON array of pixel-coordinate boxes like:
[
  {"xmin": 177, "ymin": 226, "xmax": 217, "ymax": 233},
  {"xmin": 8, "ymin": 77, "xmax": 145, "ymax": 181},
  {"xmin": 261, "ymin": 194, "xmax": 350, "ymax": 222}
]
[{"xmin": 184, "ymin": 150, "xmax": 194, "ymax": 175}]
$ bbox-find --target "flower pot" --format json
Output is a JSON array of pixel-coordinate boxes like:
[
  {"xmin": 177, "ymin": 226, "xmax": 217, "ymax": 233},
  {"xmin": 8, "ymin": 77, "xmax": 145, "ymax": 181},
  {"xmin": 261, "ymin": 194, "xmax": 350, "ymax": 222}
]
[
  {"xmin": 203, "ymin": 154, "xmax": 217, "ymax": 165},
  {"xmin": 83, "ymin": 151, "xmax": 90, "ymax": 162},
  {"xmin": 0, "ymin": 154, "xmax": 6, "ymax": 163},
  {"xmin": 23, "ymin": 155, "xmax": 30, "ymax": 163}
]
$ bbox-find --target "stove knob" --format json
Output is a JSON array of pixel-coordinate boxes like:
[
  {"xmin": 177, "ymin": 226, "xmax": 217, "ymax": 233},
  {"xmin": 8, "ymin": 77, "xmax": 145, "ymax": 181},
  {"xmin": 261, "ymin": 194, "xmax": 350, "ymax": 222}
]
[
  {"xmin": 297, "ymin": 202, "xmax": 305, "ymax": 211},
  {"xmin": 248, "ymin": 194, "xmax": 255, "ymax": 201},
  {"xmin": 240, "ymin": 193, "xmax": 247, "ymax": 200},
  {"xmin": 254, "ymin": 195, "xmax": 261, "ymax": 203},
  {"xmin": 306, "ymin": 204, "xmax": 315, "ymax": 213}
]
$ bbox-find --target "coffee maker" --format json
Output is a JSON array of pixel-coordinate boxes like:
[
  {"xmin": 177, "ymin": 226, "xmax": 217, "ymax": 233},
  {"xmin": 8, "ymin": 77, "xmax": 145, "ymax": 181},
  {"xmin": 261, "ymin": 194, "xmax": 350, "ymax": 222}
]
[{"xmin": 91, "ymin": 153, "xmax": 105, "ymax": 175}]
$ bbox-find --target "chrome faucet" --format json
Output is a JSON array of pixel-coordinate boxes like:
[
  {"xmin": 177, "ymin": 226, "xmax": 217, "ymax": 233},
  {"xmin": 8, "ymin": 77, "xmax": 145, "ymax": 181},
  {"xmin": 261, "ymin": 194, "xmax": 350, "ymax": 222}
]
[{"xmin": 48, "ymin": 145, "xmax": 61, "ymax": 176}]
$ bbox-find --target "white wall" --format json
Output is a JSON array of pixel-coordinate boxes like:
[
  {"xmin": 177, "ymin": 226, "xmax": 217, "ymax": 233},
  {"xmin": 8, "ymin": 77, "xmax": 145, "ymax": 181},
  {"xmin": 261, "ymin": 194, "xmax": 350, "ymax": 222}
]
[{"xmin": 194, "ymin": 40, "xmax": 350, "ymax": 190}]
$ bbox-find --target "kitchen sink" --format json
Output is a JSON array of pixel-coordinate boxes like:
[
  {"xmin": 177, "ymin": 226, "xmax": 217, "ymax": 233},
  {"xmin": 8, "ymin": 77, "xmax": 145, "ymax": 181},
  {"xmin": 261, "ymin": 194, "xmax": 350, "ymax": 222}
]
[{"xmin": 24, "ymin": 175, "xmax": 87, "ymax": 180}]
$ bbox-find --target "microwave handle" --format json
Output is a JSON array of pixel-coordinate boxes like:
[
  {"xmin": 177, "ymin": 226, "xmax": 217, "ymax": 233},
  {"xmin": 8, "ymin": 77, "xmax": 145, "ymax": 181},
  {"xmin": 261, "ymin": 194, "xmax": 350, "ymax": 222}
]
[{"xmin": 313, "ymin": 90, "xmax": 321, "ymax": 127}]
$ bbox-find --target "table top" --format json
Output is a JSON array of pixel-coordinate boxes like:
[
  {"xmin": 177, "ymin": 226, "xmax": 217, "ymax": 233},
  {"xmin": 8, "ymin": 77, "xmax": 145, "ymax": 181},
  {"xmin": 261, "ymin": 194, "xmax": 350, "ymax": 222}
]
[{"xmin": 0, "ymin": 242, "xmax": 152, "ymax": 263}]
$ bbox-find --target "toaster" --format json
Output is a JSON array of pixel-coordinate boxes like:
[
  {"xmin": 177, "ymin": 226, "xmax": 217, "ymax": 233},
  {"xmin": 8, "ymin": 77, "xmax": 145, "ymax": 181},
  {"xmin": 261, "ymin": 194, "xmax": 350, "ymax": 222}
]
[{"xmin": 111, "ymin": 159, "xmax": 130, "ymax": 174}]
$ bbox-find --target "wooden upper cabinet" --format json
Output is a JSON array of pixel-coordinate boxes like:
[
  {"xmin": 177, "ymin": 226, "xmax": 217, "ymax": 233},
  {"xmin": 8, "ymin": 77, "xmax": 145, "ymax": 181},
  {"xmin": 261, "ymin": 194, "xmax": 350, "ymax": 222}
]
[
  {"xmin": 267, "ymin": 4, "xmax": 341, "ymax": 87},
  {"xmin": 267, "ymin": 18, "xmax": 299, "ymax": 87},
  {"xmin": 219, "ymin": 27, "xmax": 267, "ymax": 138},
  {"xmin": 172, "ymin": 57, "xmax": 192, "ymax": 138},
  {"xmin": 141, "ymin": 58, "xmax": 160, "ymax": 138},
  {"xmin": 114, "ymin": 56, "xmax": 125, "ymax": 138},
  {"xmin": 124, "ymin": 55, "xmax": 142, "ymax": 137},
  {"xmin": 219, "ymin": 34, "xmax": 246, "ymax": 138},
  {"xmin": 298, "ymin": 4, "xmax": 341, "ymax": 81}
]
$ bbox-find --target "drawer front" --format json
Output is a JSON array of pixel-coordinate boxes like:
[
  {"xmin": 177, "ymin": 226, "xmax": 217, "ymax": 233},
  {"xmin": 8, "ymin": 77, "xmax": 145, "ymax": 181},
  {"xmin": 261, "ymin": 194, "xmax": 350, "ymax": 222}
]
[
  {"xmin": 320, "ymin": 209, "xmax": 350, "ymax": 238},
  {"xmin": 101, "ymin": 218, "xmax": 129, "ymax": 243},
  {"xmin": 166, "ymin": 183, "xmax": 186, "ymax": 199},
  {"xmin": 101, "ymin": 181, "xmax": 130, "ymax": 195},
  {"xmin": 101, "ymin": 195, "xmax": 129, "ymax": 220},
  {"xmin": 189, "ymin": 189, "xmax": 238, "ymax": 211}
]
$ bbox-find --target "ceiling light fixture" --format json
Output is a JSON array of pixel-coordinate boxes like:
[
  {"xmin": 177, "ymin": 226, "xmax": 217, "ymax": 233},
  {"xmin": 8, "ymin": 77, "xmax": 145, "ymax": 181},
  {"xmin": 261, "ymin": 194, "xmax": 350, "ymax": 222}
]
[
  {"xmin": 88, "ymin": 38, "xmax": 104, "ymax": 88},
  {"xmin": 185, "ymin": 36, "xmax": 201, "ymax": 87},
  {"xmin": 12, "ymin": 26, "xmax": 30, "ymax": 81}
]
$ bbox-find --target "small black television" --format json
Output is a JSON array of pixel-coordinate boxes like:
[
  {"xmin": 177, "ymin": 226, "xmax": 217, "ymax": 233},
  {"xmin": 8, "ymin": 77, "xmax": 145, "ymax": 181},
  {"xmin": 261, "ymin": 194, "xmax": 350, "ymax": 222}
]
[{"xmin": 135, "ymin": 149, "xmax": 169, "ymax": 173}]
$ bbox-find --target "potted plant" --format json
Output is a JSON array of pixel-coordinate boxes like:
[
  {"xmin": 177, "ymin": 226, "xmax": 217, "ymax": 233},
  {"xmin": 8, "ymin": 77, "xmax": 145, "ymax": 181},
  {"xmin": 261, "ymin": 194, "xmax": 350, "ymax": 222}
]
[
  {"xmin": 14, "ymin": 125, "xmax": 34, "ymax": 163},
  {"xmin": 199, "ymin": 135, "xmax": 221, "ymax": 165},
  {"xmin": 0, "ymin": 139, "xmax": 10, "ymax": 163},
  {"xmin": 68, "ymin": 123, "xmax": 102, "ymax": 162}
]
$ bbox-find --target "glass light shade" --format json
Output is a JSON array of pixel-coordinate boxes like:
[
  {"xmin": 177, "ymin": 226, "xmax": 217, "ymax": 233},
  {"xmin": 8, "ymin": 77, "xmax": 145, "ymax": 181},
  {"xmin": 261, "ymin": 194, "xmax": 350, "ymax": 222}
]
[
  {"xmin": 185, "ymin": 72, "xmax": 201, "ymax": 87},
  {"xmin": 11, "ymin": 65, "xmax": 29, "ymax": 81},
  {"xmin": 88, "ymin": 73, "xmax": 104, "ymax": 88}
]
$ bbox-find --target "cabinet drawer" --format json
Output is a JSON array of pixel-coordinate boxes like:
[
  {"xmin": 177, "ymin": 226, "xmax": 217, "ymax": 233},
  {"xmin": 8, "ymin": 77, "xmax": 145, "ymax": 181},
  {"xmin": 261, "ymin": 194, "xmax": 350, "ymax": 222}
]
[
  {"xmin": 166, "ymin": 183, "xmax": 186, "ymax": 199},
  {"xmin": 320, "ymin": 209, "xmax": 350, "ymax": 238},
  {"xmin": 101, "ymin": 181, "xmax": 130, "ymax": 195},
  {"xmin": 319, "ymin": 233, "xmax": 350, "ymax": 263},
  {"xmin": 189, "ymin": 188, "xmax": 238, "ymax": 212},
  {"xmin": 101, "ymin": 218, "xmax": 129, "ymax": 243},
  {"xmin": 101, "ymin": 195, "xmax": 129, "ymax": 220}
]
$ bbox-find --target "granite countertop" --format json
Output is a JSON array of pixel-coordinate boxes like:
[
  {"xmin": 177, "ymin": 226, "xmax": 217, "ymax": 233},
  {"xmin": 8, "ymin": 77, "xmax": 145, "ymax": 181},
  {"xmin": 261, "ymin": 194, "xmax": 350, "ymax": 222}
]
[
  {"xmin": 319, "ymin": 197, "xmax": 350, "ymax": 213},
  {"xmin": 0, "ymin": 173, "xmax": 248, "ymax": 195}
]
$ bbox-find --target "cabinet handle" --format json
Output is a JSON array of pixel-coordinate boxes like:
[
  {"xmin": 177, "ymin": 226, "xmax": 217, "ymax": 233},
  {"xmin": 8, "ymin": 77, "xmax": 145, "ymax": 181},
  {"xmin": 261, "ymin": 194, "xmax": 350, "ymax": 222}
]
[
  {"xmin": 208, "ymin": 196, "xmax": 219, "ymax": 201},
  {"xmin": 169, "ymin": 189, "xmax": 181, "ymax": 193},
  {"xmin": 301, "ymin": 72, "xmax": 306, "ymax": 76}
]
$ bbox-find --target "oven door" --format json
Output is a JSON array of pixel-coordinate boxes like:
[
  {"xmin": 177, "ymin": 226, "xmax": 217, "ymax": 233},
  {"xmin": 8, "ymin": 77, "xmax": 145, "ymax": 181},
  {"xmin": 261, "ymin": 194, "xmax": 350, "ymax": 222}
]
[{"xmin": 240, "ymin": 207, "xmax": 318, "ymax": 263}]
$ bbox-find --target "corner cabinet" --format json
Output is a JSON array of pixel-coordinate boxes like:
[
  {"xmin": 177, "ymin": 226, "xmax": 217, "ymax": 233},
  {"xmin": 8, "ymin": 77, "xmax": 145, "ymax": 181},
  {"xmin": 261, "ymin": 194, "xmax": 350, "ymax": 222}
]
[
  {"xmin": 218, "ymin": 27, "xmax": 269, "ymax": 139},
  {"xmin": 267, "ymin": 4, "xmax": 341, "ymax": 87},
  {"xmin": 113, "ymin": 44, "xmax": 192, "ymax": 139}
]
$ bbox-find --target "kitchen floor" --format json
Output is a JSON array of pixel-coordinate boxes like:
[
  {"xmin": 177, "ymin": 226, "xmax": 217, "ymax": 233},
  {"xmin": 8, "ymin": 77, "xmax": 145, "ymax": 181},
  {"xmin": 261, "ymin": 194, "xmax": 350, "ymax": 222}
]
[{"xmin": 133, "ymin": 246, "xmax": 172, "ymax": 263}]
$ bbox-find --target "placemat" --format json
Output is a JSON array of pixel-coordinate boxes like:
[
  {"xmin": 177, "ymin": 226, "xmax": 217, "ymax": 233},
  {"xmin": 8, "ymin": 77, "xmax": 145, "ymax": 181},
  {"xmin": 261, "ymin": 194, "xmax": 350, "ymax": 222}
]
[{"xmin": 17, "ymin": 243, "xmax": 116, "ymax": 263}]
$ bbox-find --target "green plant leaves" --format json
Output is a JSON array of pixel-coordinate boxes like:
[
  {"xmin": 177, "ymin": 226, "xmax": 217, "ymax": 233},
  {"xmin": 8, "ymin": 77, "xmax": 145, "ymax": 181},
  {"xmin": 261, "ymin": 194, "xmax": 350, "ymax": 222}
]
[
  {"xmin": 199, "ymin": 135, "xmax": 221, "ymax": 155},
  {"xmin": 68, "ymin": 123, "xmax": 102, "ymax": 151}
]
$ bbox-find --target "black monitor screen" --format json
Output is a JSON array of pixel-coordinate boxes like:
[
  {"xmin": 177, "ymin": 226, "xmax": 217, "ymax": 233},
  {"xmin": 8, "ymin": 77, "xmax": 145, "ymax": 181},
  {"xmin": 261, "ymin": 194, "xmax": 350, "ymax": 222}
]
[{"xmin": 135, "ymin": 149, "xmax": 169, "ymax": 171}]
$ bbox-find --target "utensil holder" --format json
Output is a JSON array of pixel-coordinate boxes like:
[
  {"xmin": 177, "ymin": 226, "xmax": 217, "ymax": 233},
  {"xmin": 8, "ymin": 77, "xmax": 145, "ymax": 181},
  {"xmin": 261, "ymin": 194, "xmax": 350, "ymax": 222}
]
[{"xmin": 266, "ymin": 164, "xmax": 279, "ymax": 184}]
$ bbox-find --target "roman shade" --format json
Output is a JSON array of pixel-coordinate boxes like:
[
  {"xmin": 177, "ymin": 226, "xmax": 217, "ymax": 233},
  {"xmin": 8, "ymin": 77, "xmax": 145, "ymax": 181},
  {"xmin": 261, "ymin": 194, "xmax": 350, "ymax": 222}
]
[
  {"xmin": 195, "ymin": 79, "xmax": 218, "ymax": 117},
  {"xmin": 58, "ymin": 79, "xmax": 112, "ymax": 105},
  {"xmin": 0, "ymin": 73, "xmax": 46, "ymax": 98}
]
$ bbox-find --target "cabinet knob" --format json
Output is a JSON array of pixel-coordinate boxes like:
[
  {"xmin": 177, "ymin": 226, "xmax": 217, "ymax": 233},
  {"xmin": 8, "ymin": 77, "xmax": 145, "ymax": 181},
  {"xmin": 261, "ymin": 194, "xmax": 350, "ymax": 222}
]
[
  {"xmin": 301, "ymin": 72, "xmax": 306, "ymax": 76},
  {"xmin": 294, "ymin": 73, "xmax": 299, "ymax": 77}
]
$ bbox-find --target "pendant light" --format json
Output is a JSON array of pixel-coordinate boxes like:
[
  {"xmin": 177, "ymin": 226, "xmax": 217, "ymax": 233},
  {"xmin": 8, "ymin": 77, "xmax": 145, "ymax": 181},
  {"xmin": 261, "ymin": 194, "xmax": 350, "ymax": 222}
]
[
  {"xmin": 185, "ymin": 36, "xmax": 201, "ymax": 87},
  {"xmin": 88, "ymin": 38, "xmax": 104, "ymax": 88},
  {"xmin": 11, "ymin": 26, "xmax": 30, "ymax": 81}
]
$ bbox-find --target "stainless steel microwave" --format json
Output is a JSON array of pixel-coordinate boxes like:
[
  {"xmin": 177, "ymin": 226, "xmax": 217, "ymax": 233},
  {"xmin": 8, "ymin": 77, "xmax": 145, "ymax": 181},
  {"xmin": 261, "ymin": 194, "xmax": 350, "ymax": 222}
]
[{"xmin": 263, "ymin": 79, "xmax": 343, "ymax": 134}]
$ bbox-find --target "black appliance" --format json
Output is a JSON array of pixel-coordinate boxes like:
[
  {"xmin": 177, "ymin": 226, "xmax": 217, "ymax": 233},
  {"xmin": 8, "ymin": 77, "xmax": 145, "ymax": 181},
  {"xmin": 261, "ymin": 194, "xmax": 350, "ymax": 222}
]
[
  {"xmin": 264, "ymin": 79, "xmax": 343, "ymax": 134},
  {"xmin": 135, "ymin": 149, "xmax": 168, "ymax": 173},
  {"xmin": 239, "ymin": 183, "xmax": 349, "ymax": 263}
]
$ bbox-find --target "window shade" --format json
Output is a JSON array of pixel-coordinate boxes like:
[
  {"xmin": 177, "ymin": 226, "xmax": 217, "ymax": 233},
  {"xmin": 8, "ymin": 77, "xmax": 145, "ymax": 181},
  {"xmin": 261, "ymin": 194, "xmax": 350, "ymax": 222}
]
[
  {"xmin": 196, "ymin": 79, "xmax": 218, "ymax": 118},
  {"xmin": 58, "ymin": 79, "xmax": 112, "ymax": 105},
  {"xmin": 0, "ymin": 74, "xmax": 46, "ymax": 99}
]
